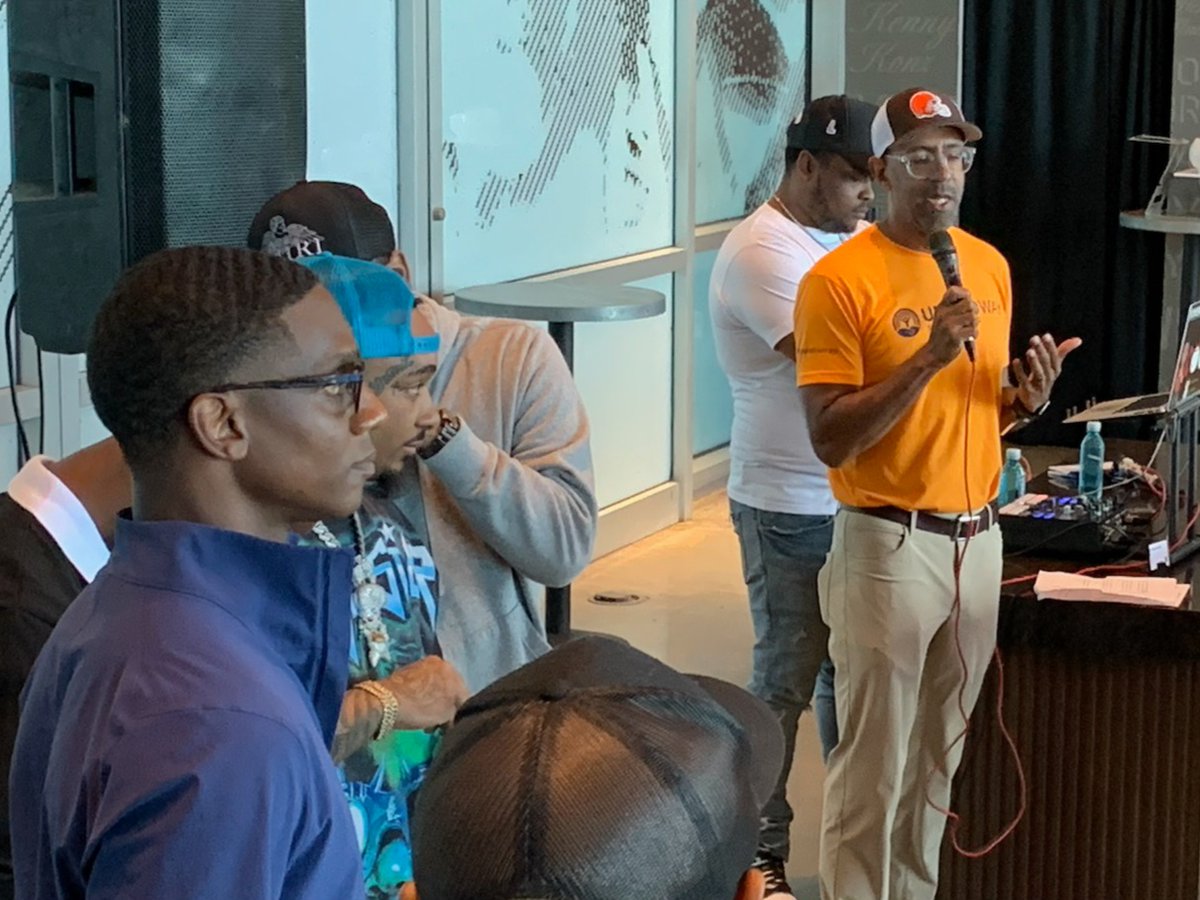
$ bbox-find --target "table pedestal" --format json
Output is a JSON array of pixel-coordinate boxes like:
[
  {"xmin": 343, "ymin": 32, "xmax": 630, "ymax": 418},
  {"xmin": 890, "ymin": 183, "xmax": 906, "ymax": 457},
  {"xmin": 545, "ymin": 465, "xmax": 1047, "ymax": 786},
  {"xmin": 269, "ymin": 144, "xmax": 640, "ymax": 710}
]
[
  {"xmin": 545, "ymin": 321, "xmax": 575, "ymax": 638},
  {"xmin": 452, "ymin": 282, "xmax": 667, "ymax": 643}
]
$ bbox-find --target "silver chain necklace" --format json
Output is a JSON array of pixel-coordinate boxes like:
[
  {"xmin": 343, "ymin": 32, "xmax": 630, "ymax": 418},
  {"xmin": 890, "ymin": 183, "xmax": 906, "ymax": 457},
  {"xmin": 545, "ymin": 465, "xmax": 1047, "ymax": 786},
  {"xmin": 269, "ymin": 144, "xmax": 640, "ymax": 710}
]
[
  {"xmin": 771, "ymin": 193, "xmax": 849, "ymax": 248},
  {"xmin": 312, "ymin": 514, "xmax": 392, "ymax": 669}
]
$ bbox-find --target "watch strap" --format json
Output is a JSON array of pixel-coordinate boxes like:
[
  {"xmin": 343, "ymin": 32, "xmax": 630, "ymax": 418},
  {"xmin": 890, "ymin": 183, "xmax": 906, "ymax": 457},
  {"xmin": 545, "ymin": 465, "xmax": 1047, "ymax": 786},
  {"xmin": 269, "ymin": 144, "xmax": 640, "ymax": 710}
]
[
  {"xmin": 418, "ymin": 410, "xmax": 461, "ymax": 459},
  {"xmin": 1012, "ymin": 395, "xmax": 1050, "ymax": 418}
]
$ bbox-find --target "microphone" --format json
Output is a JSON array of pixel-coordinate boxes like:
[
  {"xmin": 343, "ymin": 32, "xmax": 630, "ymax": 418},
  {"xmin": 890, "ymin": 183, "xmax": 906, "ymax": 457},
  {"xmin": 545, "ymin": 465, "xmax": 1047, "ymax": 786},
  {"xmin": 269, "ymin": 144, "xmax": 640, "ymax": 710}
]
[{"xmin": 929, "ymin": 230, "xmax": 975, "ymax": 362}]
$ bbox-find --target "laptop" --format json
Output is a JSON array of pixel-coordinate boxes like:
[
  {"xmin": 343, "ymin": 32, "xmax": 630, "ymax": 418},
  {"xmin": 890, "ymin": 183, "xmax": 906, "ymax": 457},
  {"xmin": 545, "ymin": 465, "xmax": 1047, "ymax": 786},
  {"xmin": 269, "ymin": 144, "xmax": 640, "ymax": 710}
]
[{"xmin": 1063, "ymin": 300, "xmax": 1200, "ymax": 423}]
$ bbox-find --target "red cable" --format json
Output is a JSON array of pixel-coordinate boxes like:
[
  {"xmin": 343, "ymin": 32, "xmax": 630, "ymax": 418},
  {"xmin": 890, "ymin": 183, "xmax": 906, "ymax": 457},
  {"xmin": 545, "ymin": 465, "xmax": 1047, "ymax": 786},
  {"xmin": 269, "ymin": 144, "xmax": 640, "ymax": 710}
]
[
  {"xmin": 924, "ymin": 353, "xmax": 1026, "ymax": 857},
  {"xmin": 967, "ymin": 447, "xmax": 1196, "ymax": 850},
  {"xmin": 965, "ymin": 445, "xmax": 1198, "ymax": 852}
]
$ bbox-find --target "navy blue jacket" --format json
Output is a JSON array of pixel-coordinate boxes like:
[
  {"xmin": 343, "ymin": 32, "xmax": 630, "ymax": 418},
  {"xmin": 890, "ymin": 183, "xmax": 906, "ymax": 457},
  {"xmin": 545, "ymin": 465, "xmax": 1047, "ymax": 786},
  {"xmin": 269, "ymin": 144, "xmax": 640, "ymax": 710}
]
[{"xmin": 8, "ymin": 517, "xmax": 365, "ymax": 899}]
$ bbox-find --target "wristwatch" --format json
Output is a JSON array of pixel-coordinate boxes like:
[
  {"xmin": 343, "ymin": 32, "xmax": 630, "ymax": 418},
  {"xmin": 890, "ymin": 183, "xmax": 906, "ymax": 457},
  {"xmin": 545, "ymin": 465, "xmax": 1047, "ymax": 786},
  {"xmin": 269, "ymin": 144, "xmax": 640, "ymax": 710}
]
[
  {"xmin": 418, "ymin": 410, "xmax": 462, "ymax": 460},
  {"xmin": 1012, "ymin": 395, "xmax": 1051, "ymax": 418},
  {"xmin": 1003, "ymin": 395, "xmax": 1050, "ymax": 435}
]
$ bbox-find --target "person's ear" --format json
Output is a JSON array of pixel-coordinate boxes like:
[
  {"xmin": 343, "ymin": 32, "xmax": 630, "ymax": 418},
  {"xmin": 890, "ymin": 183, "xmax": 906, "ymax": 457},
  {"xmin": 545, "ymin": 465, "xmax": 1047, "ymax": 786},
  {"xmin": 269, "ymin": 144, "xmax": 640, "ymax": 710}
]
[
  {"xmin": 388, "ymin": 249, "xmax": 413, "ymax": 285},
  {"xmin": 186, "ymin": 393, "xmax": 251, "ymax": 462},
  {"xmin": 735, "ymin": 867, "xmax": 765, "ymax": 900},
  {"xmin": 399, "ymin": 882, "xmax": 419, "ymax": 900},
  {"xmin": 797, "ymin": 149, "xmax": 819, "ymax": 179},
  {"xmin": 869, "ymin": 155, "xmax": 890, "ymax": 188}
]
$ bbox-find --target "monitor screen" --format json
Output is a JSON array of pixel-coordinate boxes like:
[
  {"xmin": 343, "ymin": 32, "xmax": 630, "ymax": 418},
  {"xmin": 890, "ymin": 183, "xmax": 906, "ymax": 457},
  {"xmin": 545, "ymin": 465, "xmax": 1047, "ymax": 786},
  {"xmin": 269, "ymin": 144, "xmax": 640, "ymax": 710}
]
[{"xmin": 1171, "ymin": 301, "xmax": 1200, "ymax": 405}]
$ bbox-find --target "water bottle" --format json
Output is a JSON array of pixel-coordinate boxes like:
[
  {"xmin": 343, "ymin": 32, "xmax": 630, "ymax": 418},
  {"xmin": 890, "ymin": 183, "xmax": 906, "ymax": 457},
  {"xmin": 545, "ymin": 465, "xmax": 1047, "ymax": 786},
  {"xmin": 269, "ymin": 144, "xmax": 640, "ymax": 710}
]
[
  {"xmin": 1078, "ymin": 420, "xmax": 1106, "ymax": 501},
  {"xmin": 998, "ymin": 447, "xmax": 1026, "ymax": 506}
]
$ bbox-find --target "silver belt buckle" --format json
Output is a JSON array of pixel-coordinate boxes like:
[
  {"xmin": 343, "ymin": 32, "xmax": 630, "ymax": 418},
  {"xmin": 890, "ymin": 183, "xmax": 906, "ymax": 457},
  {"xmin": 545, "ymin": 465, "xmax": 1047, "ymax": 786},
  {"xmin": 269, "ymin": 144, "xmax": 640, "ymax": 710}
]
[{"xmin": 954, "ymin": 512, "xmax": 982, "ymax": 541}]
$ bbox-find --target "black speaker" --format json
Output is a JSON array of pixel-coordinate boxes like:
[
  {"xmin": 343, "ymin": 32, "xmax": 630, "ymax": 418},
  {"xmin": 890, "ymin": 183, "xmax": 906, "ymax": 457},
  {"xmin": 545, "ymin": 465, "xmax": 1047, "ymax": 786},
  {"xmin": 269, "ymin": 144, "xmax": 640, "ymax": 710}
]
[
  {"xmin": 9, "ymin": 0, "xmax": 124, "ymax": 355},
  {"xmin": 8, "ymin": 0, "xmax": 307, "ymax": 354}
]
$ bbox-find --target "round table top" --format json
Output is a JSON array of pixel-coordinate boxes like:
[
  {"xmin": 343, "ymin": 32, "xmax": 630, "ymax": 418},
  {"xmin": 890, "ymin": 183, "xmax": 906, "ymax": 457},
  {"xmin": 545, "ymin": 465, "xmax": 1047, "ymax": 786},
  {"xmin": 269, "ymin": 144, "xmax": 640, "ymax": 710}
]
[
  {"xmin": 1120, "ymin": 209, "xmax": 1200, "ymax": 235},
  {"xmin": 453, "ymin": 281, "xmax": 666, "ymax": 323}
]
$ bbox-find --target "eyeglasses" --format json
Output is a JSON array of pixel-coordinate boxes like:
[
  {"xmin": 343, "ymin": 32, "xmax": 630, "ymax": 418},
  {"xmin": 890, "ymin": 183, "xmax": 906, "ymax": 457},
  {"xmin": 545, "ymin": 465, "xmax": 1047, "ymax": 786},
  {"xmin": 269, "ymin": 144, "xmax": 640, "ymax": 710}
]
[
  {"xmin": 207, "ymin": 363, "xmax": 366, "ymax": 413},
  {"xmin": 887, "ymin": 145, "xmax": 976, "ymax": 180}
]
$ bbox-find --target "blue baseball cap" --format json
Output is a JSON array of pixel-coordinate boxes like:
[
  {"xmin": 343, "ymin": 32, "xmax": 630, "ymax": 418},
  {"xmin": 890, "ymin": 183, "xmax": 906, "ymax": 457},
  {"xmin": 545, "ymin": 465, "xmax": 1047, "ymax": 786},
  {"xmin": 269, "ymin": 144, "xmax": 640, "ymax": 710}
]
[{"xmin": 297, "ymin": 253, "xmax": 439, "ymax": 360}]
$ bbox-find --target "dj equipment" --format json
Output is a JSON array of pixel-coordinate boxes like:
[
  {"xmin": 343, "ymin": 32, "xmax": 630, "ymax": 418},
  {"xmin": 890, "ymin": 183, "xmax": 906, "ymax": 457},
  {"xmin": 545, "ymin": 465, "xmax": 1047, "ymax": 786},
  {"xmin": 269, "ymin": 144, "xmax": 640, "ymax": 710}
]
[{"xmin": 999, "ymin": 493, "xmax": 1138, "ymax": 557}]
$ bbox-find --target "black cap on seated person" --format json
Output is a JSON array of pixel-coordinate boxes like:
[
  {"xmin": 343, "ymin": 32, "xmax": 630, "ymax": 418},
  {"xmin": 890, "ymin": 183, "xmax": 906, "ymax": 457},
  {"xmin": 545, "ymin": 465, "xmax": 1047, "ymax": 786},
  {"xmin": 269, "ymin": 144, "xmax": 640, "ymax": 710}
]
[
  {"xmin": 248, "ymin": 181, "xmax": 396, "ymax": 262},
  {"xmin": 411, "ymin": 635, "xmax": 785, "ymax": 900}
]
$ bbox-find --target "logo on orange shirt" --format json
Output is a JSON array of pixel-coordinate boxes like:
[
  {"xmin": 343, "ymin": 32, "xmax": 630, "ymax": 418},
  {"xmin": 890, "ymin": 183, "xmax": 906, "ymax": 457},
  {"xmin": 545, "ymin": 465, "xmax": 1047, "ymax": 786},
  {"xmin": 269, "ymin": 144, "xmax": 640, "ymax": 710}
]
[{"xmin": 892, "ymin": 308, "xmax": 921, "ymax": 338}]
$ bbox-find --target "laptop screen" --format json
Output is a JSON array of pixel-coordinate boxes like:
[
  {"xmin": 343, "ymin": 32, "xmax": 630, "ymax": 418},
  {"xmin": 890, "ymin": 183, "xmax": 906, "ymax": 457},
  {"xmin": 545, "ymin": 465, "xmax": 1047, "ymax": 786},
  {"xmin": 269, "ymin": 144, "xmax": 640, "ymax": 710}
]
[{"xmin": 1171, "ymin": 300, "xmax": 1200, "ymax": 406}]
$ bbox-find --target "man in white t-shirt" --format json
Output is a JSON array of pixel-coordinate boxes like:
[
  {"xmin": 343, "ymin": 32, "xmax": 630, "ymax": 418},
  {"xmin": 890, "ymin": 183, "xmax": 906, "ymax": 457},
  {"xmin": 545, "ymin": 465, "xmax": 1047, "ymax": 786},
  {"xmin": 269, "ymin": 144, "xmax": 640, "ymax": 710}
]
[{"xmin": 709, "ymin": 94, "xmax": 877, "ymax": 898}]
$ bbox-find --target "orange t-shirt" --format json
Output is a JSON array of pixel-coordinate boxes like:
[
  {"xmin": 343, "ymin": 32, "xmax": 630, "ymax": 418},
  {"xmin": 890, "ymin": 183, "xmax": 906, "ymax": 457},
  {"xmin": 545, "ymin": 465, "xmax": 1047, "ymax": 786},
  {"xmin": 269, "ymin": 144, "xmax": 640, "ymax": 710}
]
[{"xmin": 794, "ymin": 225, "xmax": 1012, "ymax": 513}]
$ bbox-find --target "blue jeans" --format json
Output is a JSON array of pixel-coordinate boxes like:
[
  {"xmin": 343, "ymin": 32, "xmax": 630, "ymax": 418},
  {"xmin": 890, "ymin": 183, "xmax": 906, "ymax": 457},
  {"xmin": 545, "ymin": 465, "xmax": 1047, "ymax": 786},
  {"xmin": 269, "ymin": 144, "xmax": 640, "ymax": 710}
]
[{"xmin": 730, "ymin": 500, "xmax": 838, "ymax": 859}]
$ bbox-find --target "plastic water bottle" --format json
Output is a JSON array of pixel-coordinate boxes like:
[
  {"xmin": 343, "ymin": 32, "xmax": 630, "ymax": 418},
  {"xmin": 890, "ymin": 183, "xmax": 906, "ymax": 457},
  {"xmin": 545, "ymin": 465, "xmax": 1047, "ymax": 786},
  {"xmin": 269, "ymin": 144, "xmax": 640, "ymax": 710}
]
[
  {"xmin": 998, "ymin": 447, "xmax": 1026, "ymax": 506},
  {"xmin": 1078, "ymin": 421, "xmax": 1105, "ymax": 501}
]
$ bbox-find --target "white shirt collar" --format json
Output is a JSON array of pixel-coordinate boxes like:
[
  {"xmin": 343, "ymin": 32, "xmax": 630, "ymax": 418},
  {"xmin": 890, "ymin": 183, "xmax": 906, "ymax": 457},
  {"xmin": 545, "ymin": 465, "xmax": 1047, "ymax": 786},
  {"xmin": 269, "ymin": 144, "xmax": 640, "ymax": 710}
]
[{"xmin": 8, "ymin": 455, "xmax": 110, "ymax": 583}]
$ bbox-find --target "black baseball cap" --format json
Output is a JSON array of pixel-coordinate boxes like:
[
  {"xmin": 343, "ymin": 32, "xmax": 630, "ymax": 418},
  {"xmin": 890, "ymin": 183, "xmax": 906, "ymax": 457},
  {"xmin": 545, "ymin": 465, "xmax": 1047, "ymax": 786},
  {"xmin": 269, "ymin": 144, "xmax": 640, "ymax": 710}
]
[
  {"xmin": 247, "ymin": 181, "xmax": 396, "ymax": 262},
  {"xmin": 411, "ymin": 636, "xmax": 786, "ymax": 900},
  {"xmin": 870, "ymin": 87, "xmax": 982, "ymax": 156},
  {"xmin": 786, "ymin": 95, "xmax": 877, "ymax": 164}
]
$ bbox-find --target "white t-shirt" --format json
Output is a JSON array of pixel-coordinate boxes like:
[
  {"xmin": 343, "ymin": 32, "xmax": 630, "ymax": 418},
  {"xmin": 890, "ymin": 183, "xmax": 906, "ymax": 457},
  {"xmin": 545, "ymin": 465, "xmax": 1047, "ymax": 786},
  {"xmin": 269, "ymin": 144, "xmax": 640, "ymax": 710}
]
[
  {"xmin": 709, "ymin": 203, "xmax": 866, "ymax": 515},
  {"xmin": 7, "ymin": 456, "xmax": 109, "ymax": 582}
]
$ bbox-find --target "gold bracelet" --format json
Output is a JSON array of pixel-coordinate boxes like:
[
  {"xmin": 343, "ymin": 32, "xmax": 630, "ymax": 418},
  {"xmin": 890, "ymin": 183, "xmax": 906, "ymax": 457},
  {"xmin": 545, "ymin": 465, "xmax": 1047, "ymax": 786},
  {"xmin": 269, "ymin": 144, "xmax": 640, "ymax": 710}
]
[{"xmin": 352, "ymin": 680, "xmax": 398, "ymax": 741}]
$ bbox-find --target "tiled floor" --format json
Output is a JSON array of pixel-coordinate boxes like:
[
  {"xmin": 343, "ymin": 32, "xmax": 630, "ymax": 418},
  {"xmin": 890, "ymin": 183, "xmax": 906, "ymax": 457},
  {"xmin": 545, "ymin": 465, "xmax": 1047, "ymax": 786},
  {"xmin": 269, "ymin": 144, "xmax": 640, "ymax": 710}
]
[{"xmin": 573, "ymin": 491, "xmax": 824, "ymax": 898}]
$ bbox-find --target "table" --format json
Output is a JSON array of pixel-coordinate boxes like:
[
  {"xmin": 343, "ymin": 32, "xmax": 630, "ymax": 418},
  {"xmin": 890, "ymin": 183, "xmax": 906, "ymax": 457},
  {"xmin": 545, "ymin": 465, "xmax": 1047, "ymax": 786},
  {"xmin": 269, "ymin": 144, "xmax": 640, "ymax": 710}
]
[
  {"xmin": 452, "ymin": 281, "xmax": 667, "ymax": 638},
  {"xmin": 935, "ymin": 444, "xmax": 1200, "ymax": 900}
]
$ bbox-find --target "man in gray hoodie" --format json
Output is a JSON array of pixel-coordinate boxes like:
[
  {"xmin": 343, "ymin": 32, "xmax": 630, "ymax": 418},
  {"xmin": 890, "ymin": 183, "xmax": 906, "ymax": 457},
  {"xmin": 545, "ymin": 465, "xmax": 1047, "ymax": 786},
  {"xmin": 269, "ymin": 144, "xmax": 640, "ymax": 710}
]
[{"xmin": 249, "ymin": 182, "xmax": 598, "ymax": 693}]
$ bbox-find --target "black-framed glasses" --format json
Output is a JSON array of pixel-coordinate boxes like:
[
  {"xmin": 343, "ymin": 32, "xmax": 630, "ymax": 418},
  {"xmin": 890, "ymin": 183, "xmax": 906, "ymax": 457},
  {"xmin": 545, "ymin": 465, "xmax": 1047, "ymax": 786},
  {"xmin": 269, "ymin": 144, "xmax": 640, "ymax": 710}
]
[
  {"xmin": 887, "ymin": 145, "xmax": 976, "ymax": 180},
  {"xmin": 206, "ymin": 363, "xmax": 366, "ymax": 413}
]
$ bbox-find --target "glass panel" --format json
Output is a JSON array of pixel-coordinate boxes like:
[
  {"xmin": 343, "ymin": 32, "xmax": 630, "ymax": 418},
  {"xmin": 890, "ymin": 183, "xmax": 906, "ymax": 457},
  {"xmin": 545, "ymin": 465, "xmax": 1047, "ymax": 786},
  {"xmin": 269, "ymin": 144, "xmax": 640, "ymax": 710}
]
[
  {"xmin": 695, "ymin": 0, "xmax": 809, "ymax": 224},
  {"xmin": 572, "ymin": 274, "xmax": 674, "ymax": 508},
  {"xmin": 441, "ymin": 1, "xmax": 676, "ymax": 291},
  {"xmin": 305, "ymin": 0, "xmax": 400, "ymax": 233},
  {"xmin": 692, "ymin": 249, "xmax": 733, "ymax": 454}
]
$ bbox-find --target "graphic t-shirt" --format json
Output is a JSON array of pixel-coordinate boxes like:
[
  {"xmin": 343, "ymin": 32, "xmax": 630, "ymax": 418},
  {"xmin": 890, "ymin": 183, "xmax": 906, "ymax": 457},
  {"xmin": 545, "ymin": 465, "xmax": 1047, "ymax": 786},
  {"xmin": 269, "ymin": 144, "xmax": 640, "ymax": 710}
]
[{"xmin": 308, "ymin": 473, "xmax": 440, "ymax": 898}]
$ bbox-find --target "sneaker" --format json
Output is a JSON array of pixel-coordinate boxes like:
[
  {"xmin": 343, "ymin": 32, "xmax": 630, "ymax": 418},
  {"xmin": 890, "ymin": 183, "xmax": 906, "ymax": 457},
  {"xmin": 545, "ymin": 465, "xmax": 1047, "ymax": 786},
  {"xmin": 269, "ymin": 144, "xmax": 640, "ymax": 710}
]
[{"xmin": 752, "ymin": 849, "xmax": 795, "ymax": 900}]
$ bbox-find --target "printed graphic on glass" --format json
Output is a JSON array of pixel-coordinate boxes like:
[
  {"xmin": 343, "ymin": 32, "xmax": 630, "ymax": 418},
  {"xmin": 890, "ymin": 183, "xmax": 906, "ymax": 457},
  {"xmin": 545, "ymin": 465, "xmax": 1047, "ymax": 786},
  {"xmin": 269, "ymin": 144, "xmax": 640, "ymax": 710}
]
[{"xmin": 696, "ymin": 0, "xmax": 809, "ymax": 223}]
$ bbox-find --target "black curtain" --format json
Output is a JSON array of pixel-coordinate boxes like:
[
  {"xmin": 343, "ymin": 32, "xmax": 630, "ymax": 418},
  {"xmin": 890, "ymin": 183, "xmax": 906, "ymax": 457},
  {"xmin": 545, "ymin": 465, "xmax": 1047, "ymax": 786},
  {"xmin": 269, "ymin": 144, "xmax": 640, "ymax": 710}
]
[{"xmin": 960, "ymin": 0, "xmax": 1175, "ymax": 444}]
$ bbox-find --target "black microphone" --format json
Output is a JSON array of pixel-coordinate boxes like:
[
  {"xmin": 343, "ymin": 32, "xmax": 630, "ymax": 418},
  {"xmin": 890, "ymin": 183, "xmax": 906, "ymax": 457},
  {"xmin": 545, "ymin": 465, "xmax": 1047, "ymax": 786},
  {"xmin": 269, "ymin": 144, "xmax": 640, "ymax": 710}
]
[{"xmin": 929, "ymin": 230, "xmax": 975, "ymax": 362}]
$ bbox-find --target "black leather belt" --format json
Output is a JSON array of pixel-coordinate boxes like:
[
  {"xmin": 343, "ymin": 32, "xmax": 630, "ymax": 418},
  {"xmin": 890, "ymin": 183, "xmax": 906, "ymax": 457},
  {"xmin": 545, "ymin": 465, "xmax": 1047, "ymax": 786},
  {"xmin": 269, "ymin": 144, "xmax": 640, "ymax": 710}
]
[{"xmin": 849, "ymin": 502, "xmax": 999, "ymax": 539}]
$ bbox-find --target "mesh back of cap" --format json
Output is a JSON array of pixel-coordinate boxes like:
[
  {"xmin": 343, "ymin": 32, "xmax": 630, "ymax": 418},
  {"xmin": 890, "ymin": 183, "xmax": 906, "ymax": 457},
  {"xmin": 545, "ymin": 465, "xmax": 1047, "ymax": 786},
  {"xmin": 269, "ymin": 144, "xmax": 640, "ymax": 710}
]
[{"xmin": 413, "ymin": 689, "xmax": 759, "ymax": 900}]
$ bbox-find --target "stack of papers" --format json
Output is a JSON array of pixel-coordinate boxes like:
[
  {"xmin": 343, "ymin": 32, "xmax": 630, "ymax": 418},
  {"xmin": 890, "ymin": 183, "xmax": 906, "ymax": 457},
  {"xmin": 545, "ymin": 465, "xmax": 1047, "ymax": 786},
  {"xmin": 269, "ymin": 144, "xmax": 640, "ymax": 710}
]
[
  {"xmin": 1046, "ymin": 461, "xmax": 1116, "ymax": 477},
  {"xmin": 1033, "ymin": 571, "xmax": 1190, "ymax": 608},
  {"xmin": 1045, "ymin": 461, "xmax": 1115, "ymax": 490}
]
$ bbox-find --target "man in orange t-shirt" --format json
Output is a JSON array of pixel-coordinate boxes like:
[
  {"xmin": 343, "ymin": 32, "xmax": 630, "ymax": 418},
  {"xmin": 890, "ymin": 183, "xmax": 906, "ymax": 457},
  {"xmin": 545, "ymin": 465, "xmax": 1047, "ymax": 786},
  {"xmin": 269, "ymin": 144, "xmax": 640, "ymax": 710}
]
[{"xmin": 794, "ymin": 88, "xmax": 1080, "ymax": 900}]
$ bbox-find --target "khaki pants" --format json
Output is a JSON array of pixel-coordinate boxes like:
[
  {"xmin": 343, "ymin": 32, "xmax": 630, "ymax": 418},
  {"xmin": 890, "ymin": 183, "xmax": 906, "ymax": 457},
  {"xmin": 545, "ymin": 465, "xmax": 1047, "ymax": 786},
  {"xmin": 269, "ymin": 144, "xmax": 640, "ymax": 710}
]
[{"xmin": 818, "ymin": 507, "xmax": 1002, "ymax": 900}]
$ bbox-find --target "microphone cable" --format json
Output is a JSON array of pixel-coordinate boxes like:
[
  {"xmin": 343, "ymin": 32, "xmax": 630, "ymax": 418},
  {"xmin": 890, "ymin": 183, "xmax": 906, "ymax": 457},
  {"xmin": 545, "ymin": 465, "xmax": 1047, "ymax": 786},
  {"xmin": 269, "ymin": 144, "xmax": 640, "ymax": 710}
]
[{"xmin": 923, "ymin": 345, "xmax": 1028, "ymax": 858}]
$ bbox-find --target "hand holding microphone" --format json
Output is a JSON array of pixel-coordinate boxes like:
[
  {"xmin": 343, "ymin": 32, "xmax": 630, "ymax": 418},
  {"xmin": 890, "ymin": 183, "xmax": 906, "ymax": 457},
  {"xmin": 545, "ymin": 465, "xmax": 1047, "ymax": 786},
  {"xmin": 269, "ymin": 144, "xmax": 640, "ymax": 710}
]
[
  {"xmin": 926, "ymin": 285, "xmax": 980, "ymax": 367},
  {"xmin": 929, "ymin": 230, "xmax": 976, "ymax": 363}
]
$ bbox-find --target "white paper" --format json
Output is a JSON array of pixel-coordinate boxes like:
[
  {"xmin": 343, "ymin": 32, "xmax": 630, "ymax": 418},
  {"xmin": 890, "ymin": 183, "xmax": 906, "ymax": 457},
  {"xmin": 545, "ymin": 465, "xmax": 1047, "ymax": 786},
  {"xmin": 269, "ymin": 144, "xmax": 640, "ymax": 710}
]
[
  {"xmin": 1033, "ymin": 570, "xmax": 1189, "ymax": 608},
  {"xmin": 998, "ymin": 493, "xmax": 1047, "ymax": 516},
  {"xmin": 1046, "ymin": 461, "xmax": 1115, "ymax": 477},
  {"xmin": 1149, "ymin": 540, "xmax": 1171, "ymax": 572}
]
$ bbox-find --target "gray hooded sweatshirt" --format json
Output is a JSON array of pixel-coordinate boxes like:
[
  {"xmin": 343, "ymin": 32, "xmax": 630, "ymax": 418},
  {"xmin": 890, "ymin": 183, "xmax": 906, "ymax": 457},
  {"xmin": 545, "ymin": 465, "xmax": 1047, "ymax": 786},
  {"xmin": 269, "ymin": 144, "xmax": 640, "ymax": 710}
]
[{"xmin": 419, "ymin": 301, "xmax": 597, "ymax": 693}]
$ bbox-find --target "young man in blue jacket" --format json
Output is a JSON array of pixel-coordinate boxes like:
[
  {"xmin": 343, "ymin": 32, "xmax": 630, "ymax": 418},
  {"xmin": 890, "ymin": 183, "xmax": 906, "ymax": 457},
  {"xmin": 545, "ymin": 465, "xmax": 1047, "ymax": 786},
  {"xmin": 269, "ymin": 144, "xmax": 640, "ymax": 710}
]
[{"xmin": 9, "ymin": 247, "xmax": 383, "ymax": 899}]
